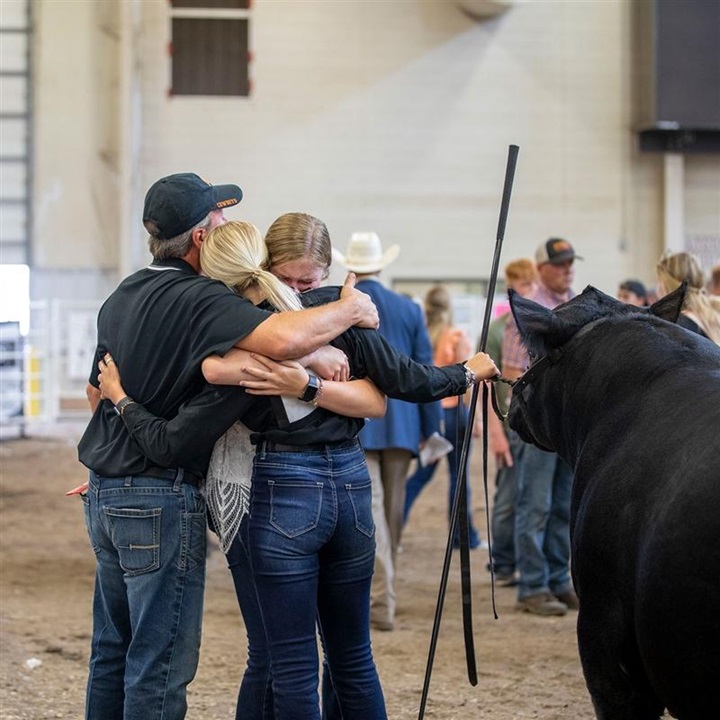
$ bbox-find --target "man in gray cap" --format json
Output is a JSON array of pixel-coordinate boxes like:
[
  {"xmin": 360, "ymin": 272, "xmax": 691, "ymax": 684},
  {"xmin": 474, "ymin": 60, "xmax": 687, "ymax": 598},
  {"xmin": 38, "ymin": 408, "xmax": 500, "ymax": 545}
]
[
  {"xmin": 78, "ymin": 173, "xmax": 378, "ymax": 720},
  {"xmin": 501, "ymin": 237, "xmax": 582, "ymax": 617}
]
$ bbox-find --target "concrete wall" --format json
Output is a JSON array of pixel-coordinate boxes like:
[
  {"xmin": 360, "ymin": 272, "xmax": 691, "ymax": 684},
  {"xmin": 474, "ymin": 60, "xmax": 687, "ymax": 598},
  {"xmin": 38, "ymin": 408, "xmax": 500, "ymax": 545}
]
[{"xmin": 30, "ymin": 0, "xmax": 720, "ymax": 303}]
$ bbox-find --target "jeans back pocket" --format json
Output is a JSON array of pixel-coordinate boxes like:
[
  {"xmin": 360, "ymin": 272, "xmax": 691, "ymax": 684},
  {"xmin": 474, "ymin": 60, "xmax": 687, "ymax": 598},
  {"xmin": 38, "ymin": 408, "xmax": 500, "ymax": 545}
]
[
  {"xmin": 104, "ymin": 506, "xmax": 161, "ymax": 575},
  {"xmin": 345, "ymin": 480, "xmax": 374, "ymax": 538},
  {"xmin": 269, "ymin": 481, "xmax": 323, "ymax": 538}
]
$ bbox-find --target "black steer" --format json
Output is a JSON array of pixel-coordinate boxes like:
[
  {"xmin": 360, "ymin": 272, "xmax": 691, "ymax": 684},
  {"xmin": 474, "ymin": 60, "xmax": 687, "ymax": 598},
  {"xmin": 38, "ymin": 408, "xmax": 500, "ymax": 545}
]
[{"xmin": 507, "ymin": 284, "xmax": 720, "ymax": 720}]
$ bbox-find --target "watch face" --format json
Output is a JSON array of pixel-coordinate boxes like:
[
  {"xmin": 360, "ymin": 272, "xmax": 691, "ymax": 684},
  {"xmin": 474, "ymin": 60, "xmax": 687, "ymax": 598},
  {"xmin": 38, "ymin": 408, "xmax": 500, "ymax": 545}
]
[{"xmin": 301, "ymin": 375, "xmax": 320, "ymax": 402}]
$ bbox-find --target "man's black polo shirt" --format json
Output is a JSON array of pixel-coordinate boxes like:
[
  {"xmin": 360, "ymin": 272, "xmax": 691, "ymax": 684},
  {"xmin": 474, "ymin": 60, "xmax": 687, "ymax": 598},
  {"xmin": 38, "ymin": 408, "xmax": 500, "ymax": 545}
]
[
  {"xmin": 77, "ymin": 258, "xmax": 271, "ymax": 477},
  {"xmin": 112, "ymin": 286, "xmax": 470, "ymax": 462}
]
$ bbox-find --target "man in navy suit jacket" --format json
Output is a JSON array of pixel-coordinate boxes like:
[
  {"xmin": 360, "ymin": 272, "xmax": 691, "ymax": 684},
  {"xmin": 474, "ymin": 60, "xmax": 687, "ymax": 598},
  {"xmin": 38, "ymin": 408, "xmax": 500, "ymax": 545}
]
[{"xmin": 335, "ymin": 232, "xmax": 441, "ymax": 631}]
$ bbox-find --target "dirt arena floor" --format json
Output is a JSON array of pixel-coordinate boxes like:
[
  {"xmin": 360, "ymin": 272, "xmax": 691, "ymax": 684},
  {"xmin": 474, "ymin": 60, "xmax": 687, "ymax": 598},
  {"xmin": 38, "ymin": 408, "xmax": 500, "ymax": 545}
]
[{"xmin": 0, "ymin": 433, "xmax": 597, "ymax": 720}]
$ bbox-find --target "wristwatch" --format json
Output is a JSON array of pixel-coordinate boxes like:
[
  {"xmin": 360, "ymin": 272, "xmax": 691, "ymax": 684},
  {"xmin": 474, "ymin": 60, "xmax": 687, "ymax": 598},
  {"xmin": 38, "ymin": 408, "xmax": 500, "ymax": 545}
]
[
  {"xmin": 114, "ymin": 396, "xmax": 136, "ymax": 416},
  {"xmin": 299, "ymin": 375, "xmax": 321, "ymax": 403}
]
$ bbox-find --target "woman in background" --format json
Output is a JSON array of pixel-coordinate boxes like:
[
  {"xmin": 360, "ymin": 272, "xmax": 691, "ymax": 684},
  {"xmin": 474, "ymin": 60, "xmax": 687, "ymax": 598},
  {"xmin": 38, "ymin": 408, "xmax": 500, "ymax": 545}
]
[
  {"xmin": 656, "ymin": 251, "xmax": 720, "ymax": 344},
  {"xmin": 403, "ymin": 284, "xmax": 484, "ymax": 549}
]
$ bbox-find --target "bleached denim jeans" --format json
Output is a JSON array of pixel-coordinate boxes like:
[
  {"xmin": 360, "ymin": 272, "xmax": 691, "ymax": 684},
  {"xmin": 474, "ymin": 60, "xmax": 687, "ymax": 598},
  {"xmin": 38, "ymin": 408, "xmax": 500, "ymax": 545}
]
[{"xmin": 82, "ymin": 470, "xmax": 206, "ymax": 720}]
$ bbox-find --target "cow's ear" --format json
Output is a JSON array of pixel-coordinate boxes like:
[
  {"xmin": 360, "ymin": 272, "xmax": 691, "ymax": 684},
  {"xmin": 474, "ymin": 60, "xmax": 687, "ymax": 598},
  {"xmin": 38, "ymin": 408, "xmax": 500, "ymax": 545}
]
[
  {"xmin": 648, "ymin": 282, "xmax": 687, "ymax": 323},
  {"xmin": 509, "ymin": 290, "xmax": 554, "ymax": 356}
]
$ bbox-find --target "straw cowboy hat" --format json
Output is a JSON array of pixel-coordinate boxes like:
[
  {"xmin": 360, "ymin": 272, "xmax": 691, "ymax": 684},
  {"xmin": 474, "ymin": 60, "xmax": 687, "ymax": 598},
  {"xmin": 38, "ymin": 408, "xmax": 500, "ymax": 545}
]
[{"xmin": 333, "ymin": 232, "xmax": 400, "ymax": 274}]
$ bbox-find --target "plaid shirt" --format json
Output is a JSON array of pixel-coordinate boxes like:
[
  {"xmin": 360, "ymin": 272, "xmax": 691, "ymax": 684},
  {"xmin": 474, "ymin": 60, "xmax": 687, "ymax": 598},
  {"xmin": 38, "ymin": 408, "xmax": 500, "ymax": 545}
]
[{"xmin": 502, "ymin": 282, "xmax": 575, "ymax": 374}]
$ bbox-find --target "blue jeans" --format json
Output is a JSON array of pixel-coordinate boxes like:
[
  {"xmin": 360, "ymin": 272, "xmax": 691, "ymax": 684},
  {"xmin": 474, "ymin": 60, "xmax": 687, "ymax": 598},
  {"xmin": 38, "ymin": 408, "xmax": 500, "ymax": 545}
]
[
  {"xmin": 82, "ymin": 470, "xmax": 207, "ymax": 720},
  {"xmin": 404, "ymin": 405, "xmax": 480, "ymax": 547},
  {"xmin": 489, "ymin": 430, "xmax": 522, "ymax": 576},
  {"xmin": 226, "ymin": 522, "xmax": 342, "ymax": 720},
  {"xmin": 226, "ymin": 525, "xmax": 274, "ymax": 720},
  {"xmin": 248, "ymin": 440, "xmax": 386, "ymax": 720},
  {"xmin": 514, "ymin": 442, "xmax": 573, "ymax": 600}
]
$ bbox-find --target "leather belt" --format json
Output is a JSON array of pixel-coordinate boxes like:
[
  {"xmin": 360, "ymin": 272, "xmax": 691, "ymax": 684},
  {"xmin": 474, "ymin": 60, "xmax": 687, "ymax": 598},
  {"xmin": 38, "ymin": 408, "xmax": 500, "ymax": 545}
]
[
  {"xmin": 142, "ymin": 467, "xmax": 202, "ymax": 486},
  {"xmin": 259, "ymin": 439, "xmax": 359, "ymax": 453}
]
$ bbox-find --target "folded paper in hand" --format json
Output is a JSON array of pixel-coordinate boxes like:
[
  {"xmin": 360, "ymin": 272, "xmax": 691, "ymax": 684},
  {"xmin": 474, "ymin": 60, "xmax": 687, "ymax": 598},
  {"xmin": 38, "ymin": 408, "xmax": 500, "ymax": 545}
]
[{"xmin": 419, "ymin": 431, "xmax": 453, "ymax": 467}]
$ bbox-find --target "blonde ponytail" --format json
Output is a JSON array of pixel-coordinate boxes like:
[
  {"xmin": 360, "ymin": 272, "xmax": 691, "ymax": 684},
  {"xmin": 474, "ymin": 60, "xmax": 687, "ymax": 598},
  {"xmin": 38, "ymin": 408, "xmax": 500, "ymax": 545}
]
[{"xmin": 201, "ymin": 221, "xmax": 302, "ymax": 312}]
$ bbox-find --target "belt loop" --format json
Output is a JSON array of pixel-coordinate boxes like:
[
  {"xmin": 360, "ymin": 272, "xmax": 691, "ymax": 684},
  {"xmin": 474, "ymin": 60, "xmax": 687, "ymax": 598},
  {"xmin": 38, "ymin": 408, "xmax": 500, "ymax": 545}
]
[
  {"xmin": 173, "ymin": 468, "xmax": 185, "ymax": 491},
  {"xmin": 258, "ymin": 441, "xmax": 267, "ymax": 459},
  {"xmin": 124, "ymin": 476, "xmax": 133, "ymax": 487}
]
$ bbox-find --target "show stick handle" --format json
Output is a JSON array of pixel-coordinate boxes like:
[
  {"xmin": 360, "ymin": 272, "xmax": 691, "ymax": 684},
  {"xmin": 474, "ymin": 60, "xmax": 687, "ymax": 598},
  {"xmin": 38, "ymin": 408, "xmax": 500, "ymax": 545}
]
[{"xmin": 496, "ymin": 144, "xmax": 519, "ymax": 242}]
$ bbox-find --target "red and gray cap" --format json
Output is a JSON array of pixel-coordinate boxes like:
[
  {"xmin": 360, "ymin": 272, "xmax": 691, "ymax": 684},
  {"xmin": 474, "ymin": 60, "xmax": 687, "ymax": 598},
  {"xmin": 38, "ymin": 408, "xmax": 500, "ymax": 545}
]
[
  {"xmin": 535, "ymin": 238, "xmax": 583, "ymax": 265},
  {"xmin": 143, "ymin": 172, "xmax": 243, "ymax": 240}
]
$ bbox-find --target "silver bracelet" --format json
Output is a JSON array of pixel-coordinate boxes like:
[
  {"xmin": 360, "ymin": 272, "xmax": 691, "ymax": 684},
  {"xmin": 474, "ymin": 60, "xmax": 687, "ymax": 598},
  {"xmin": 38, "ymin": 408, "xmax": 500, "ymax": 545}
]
[
  {"xmin": 464, "ymin": 365, "xmax": 476, "ymax": 390},
  {"xmin": 114, "ymin": 395, "xmax": 136, "ymax": 416}
]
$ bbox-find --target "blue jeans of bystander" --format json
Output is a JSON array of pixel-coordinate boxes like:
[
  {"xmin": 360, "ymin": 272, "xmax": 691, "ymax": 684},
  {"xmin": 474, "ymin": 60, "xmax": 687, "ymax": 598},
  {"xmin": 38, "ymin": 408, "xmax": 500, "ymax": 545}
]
[
  {"xmin": 489, "ymin": 430, "xmax": 522, "ymax": 576},
  {"xmin": 248, "ymin": 440, "xmax": 386, "ymax": 720},
  {"xmin": 514, "ymin": 442, "xmax": 573, "ymax": 600},
  {"xmin": 82, "ymin": 471, "xmax": 206, "ymax": 720}
]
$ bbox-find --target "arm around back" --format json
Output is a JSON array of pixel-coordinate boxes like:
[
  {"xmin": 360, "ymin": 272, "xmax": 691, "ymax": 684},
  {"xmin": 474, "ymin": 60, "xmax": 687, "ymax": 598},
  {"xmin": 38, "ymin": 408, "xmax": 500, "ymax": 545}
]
[{"xmin": 234, "ymin": 273, "xmax": 379, "ymax": 360}]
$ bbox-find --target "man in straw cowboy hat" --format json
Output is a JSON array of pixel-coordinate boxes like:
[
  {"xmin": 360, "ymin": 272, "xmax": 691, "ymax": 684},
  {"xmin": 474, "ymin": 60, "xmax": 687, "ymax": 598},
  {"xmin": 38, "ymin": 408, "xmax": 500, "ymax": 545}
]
[{"xmin": 335, "ymin": 232, "xmax": 442, "ymax": 631}]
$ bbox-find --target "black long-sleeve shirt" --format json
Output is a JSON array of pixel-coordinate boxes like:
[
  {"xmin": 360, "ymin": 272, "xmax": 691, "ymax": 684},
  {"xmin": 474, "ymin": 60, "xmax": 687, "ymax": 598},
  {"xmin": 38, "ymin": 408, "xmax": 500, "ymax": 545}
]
[{"xmin": 118, "ymin": 286, "xmax": 469, "ymax": 470}]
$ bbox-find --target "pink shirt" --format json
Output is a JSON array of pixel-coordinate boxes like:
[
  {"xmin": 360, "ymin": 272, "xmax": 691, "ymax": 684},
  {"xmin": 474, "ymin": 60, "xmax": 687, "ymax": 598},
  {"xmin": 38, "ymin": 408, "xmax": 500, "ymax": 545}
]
[{"xmin": 502, "ymin": 282, "xmax": 574, "ymax": 373}]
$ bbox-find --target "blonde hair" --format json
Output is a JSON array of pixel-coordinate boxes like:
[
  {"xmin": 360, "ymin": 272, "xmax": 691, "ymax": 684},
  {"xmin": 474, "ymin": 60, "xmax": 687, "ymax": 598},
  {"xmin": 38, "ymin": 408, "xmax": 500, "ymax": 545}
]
[
  {"xmin": 657, "ymin": 251, "xmax": 720, "ymax": 344},
  {"xmin": 200, "ymin": 221, "xmax": 302, "ymax": 312},
  {"xmin": 424, "ymin": 285, "xmax": 453, "ymax": 348},
  {"xmin": 264, "ymin": 212, "xmax": 331, "ymax": 279},
  {"xmin": 505, "ymin": 258, "xmax": 537, "ymax": 283}
]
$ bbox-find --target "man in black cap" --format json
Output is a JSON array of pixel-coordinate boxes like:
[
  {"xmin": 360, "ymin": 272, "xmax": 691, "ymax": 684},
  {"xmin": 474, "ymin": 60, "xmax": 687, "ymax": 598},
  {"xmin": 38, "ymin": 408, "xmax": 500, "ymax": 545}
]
[
  {"xmin": 617, "ymin": 279, "xmax": 648, "ymax": 307},
  {"xmin": 500, "ymin": 237, "xmax": 581, "ymax": 617},
  {"xmin": 77, "ymin": 172, "xmax": 378, "ymax": 720}
]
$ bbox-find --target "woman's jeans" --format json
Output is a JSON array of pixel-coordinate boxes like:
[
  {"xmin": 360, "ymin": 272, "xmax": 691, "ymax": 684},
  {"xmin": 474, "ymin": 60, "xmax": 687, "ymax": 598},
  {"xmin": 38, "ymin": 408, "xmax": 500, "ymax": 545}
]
[
  {"xmin": 226, "ymin": 526, "xmax": 274, "ymax": 720},
  {"xmin": 404, "ymin": 405, "xmax": 480, "ymax": 546},
  {"xmin": 82, "ymin": 471, "xmax": 206, "ymax": 720},
  {"xmin": 248, "ymin": 440, "xmax": 386, "ymax": 720}
]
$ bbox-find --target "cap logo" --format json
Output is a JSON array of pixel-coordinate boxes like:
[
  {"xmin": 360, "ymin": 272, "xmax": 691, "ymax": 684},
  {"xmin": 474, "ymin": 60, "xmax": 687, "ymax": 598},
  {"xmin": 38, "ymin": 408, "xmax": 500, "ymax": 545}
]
[
  {"xmin": 551, "ymin": 240, "xmax": 571, "ymax": 254},
  {"xmin": 216, "ymin": 198, "xmax": 239, "ymax": 208}
]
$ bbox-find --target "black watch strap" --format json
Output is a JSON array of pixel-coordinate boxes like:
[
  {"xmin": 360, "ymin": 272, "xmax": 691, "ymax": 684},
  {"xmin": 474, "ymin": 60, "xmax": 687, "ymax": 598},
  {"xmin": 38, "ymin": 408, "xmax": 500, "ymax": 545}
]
[{"xmin": 299, "ymin": 375, "xmax": 321, "ymax": 403}]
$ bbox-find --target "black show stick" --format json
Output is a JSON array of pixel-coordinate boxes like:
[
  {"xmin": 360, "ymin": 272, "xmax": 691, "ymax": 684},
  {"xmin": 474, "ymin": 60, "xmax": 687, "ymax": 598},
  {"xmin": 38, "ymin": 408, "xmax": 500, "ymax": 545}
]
[{"xmin": 418, "ymin": 144, "xmax": 519, "ymax": 720}]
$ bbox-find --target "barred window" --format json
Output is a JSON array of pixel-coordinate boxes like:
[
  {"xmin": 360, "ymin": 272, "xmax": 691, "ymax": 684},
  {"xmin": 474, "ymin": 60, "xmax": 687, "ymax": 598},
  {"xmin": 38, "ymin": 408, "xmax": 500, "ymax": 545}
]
[{"xmin": 170, "ymin": 0, "xmax": 251, "ymax": 97}]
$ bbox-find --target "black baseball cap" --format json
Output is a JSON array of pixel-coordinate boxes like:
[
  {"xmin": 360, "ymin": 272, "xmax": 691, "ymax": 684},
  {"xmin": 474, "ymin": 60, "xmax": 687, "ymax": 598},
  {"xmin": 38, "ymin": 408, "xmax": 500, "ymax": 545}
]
[
  {"xmin": 535, "ymin": 237, "xmax": 583, "ymax": 265},
  {"xmin": 619, "ymin": 279, "xmax": 647, "ymax": 299},
  {"xmin": 143, "ymin": 173, "xmax": 243, "ymax": 240}
]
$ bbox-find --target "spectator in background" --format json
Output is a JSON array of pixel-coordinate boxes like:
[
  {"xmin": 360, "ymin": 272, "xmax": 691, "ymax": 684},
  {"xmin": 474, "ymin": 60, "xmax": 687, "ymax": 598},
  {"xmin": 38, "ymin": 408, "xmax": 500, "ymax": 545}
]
[
  {"xmin": 617, "ymin": 279, "xmax": 648, "ymax": 307},
  {"xmin": 335, "ymin": 232, "xmax": 442, "ymax": 631},
  {"xmin": 485, "ymin": 259, "xmax": 538, "ymax": 586},
  {"xmin": 404, "ymin": 284, "xmax": 485, "ymax": 550},
  {"xmin": 502, "ymin": 238, "xmax": 580, "ymax": 617},
  {"xmin": 656, "ymin": 251, "xmax": 720, "ymax": 344},
  {"xmin": 708, "ymin": 262, "xmax": 720, "ymax": 297}
]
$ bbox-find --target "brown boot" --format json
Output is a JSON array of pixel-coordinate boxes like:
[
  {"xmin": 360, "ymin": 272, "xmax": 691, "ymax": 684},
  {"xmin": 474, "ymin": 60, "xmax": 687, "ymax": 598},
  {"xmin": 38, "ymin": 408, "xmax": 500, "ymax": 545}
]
[
  {"xmin": 515, "ymin": 592, "xmax": 568, "ymax": 616},
  {"xmin": 553, "ymin": 589, "xmax": 579, "ymax": 610}
]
